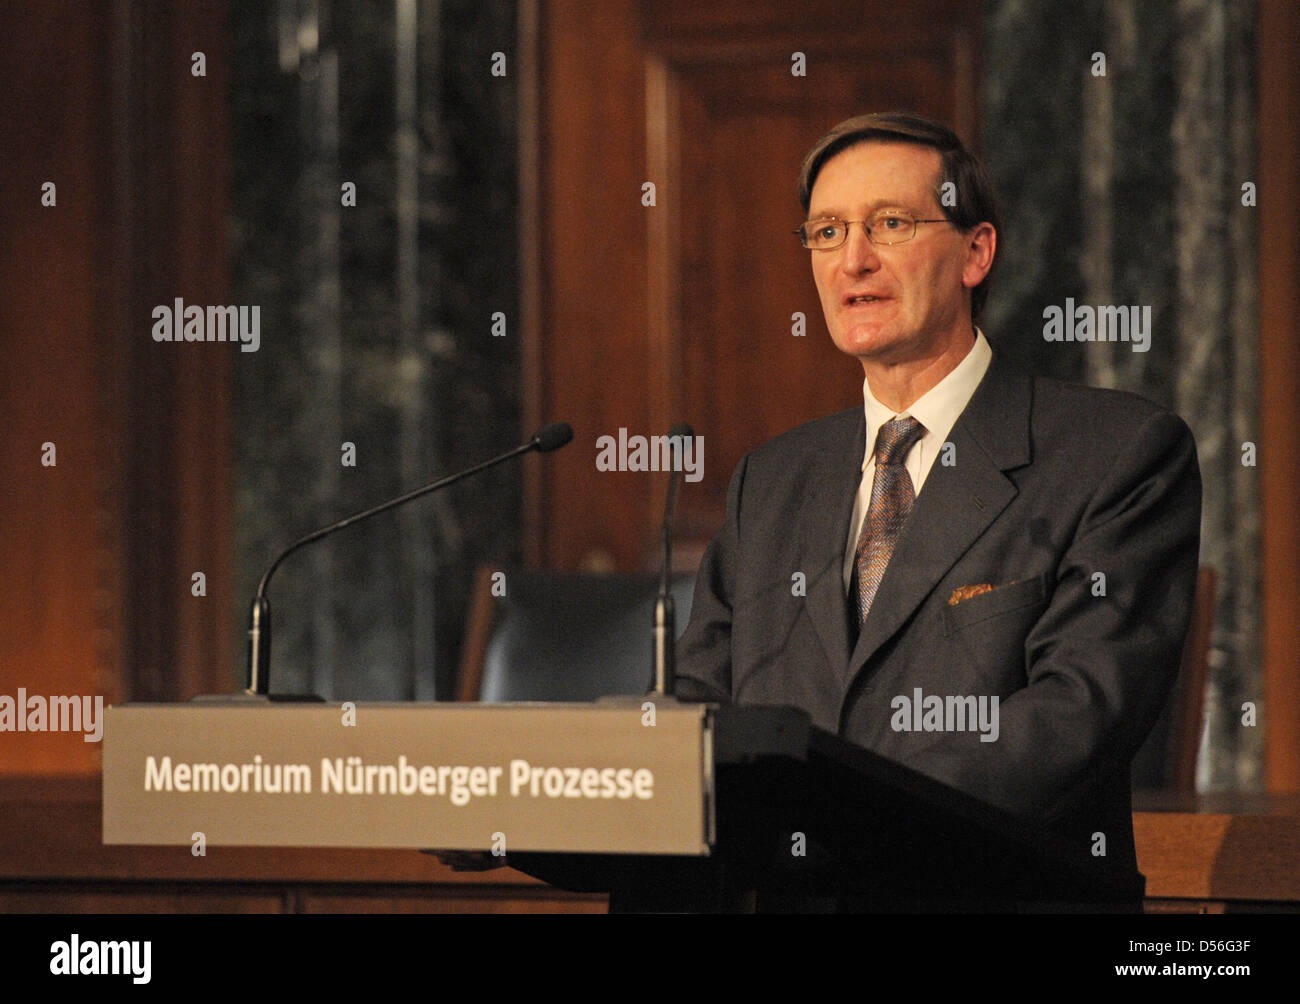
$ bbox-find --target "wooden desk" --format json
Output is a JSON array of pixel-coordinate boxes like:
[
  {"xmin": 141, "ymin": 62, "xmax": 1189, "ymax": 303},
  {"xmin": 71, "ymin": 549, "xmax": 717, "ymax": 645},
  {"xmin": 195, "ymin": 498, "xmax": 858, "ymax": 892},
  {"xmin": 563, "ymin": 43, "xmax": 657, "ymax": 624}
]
[
  {"xmin": 0, "ymin": 775, "xmax": 606, "ymax": 913},
  {"xmin": 2, "ymin": 778, "xmax": 1295, "ymax": 912},
  {"xmin": 1134, "ymin": 791, "xmax": 1300, "ymax": 912}
]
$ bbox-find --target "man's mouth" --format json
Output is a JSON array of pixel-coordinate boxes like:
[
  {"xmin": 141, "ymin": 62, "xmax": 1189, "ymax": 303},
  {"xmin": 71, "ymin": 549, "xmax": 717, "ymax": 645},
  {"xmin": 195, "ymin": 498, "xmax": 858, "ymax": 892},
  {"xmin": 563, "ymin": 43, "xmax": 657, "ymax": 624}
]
[{"xmin": 846, "ymin": 295, "xmax": 887, "ymax": 306}]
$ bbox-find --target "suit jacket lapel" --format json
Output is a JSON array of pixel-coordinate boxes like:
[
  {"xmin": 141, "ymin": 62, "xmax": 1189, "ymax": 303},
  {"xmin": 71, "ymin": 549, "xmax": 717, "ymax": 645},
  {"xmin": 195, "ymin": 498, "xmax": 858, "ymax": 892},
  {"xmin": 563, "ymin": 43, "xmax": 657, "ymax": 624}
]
[
  {"xmin": 846, "ymin": 351, "xmax": 1035, "ymax": 682},
  {"xmin": 797, "ymin": 409, "xmax": 866, "ymax": 678}
]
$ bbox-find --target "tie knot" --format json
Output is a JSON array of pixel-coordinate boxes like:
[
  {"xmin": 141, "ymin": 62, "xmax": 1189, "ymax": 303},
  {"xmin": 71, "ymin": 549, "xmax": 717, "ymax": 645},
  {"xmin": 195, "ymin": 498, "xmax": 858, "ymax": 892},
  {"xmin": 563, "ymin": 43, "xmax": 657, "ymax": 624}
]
[{"xmin": 874, "ymin": 416, "xmax": 924, "ymax": 466}]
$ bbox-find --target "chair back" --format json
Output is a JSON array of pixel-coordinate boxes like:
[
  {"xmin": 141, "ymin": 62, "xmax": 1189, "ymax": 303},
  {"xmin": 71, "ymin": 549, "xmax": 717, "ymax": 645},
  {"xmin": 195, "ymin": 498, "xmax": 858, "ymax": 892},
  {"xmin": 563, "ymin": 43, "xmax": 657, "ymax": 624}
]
[{"xmin": 457, "ymin": 568, "xmax": 696, "ymax": 702}]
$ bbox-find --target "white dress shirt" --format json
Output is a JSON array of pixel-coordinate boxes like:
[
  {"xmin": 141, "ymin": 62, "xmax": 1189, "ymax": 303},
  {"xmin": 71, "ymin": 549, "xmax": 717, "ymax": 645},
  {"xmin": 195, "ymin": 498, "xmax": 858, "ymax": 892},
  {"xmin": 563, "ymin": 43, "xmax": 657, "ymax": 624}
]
[{"xmin": 842, "ymin": 328, "xmax": 993, "ymax": 592}]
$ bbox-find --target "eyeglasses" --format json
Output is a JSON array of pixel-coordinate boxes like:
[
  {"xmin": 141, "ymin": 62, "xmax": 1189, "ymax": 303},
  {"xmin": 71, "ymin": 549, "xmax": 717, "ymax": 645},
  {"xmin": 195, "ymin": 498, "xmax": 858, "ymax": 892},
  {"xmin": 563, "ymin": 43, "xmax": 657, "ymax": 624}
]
[{"xmin": 795, "ymin": 209, "xmax": 951, "ymax": 250}]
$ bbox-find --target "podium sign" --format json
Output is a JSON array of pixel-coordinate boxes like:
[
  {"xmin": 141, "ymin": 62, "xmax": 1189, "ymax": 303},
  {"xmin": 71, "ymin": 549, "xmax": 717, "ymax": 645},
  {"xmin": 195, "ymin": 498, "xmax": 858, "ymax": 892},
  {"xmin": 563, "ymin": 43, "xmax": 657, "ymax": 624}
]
[{"xmin": 102, "ymin": 702, "xmax": 712, "ymax": 854}]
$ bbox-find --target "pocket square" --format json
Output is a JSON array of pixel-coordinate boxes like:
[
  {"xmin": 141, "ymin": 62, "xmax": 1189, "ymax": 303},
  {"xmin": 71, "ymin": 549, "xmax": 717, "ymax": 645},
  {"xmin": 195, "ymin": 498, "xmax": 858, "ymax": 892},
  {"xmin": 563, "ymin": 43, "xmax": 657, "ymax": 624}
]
[{"xmin": 948, "ymin": 583, "xmax": 996, "ymax": 606}]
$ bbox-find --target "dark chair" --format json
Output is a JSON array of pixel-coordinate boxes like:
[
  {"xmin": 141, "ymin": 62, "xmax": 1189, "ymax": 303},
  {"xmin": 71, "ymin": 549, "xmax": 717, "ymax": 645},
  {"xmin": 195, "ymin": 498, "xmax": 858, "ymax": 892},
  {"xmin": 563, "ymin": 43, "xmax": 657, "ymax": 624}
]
[
  {"xmin": 1131, "ymin": 566, "xmax": 1217, "ymax": 793},
  {"xmin": 456, "ymin": 567, "xmax": 696, "ymax": 702}
]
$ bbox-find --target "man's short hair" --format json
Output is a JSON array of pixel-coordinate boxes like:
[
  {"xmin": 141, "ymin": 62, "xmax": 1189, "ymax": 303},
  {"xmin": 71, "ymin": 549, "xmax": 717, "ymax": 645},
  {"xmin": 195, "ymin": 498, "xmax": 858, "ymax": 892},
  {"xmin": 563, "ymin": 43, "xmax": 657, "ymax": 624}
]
[{"xmin": 797, "ymin": 112, "xmax": 1002, "ymax": 322}]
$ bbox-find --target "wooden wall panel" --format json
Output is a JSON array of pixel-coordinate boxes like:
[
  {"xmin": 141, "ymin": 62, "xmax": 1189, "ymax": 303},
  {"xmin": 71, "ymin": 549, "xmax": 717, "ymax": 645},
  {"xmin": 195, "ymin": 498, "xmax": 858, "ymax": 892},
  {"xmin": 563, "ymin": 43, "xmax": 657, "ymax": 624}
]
[
  {"xmin": 0, "ymin": 0, "xmax": 234, "ymax": 777},
  {"xmin": 1258, "ymin": 0, "xmax": 1300, "ymax": 792},
  {"xmin": 527, "ymin": 0, "xmax": 980, "ymax": 569},
  {"xmin": 526, "ymin": 0, "xmax": 654, "ymax": 572},
  {"xmin": 113, "ymin": 0, "xmax": 234, "ymax": 703},
  {"xmin": 0, "ymin": 2, "xmax": 120, "ymax": 773}
]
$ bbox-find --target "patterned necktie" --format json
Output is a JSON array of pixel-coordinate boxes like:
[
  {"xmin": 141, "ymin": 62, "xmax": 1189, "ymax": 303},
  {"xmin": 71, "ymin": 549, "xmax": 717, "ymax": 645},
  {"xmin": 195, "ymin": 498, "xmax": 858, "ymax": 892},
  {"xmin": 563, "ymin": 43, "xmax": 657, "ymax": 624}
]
[{"xmin": 854, "ymin": 416, "xmax": 925, "ymax": 626}]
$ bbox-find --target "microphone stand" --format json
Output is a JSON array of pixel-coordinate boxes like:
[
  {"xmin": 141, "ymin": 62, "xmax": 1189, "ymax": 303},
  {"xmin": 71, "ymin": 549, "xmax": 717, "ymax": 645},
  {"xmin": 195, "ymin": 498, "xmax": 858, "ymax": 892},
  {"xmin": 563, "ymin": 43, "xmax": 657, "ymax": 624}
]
[
  {"xmin": 652, "ymin": 424, "xmax": 692, "ymax": 698},
  {"xmin": 239, "ymin": 424, "xmax": 572, "ymax": 698}
]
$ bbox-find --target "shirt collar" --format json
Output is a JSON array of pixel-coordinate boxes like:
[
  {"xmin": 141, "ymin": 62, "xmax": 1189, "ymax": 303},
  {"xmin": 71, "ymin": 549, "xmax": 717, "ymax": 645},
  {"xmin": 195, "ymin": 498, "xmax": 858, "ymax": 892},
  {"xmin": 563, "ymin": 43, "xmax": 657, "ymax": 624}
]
[{"xmin": 861, "ymin": 327, "xmax": 992, "ymax": 466}]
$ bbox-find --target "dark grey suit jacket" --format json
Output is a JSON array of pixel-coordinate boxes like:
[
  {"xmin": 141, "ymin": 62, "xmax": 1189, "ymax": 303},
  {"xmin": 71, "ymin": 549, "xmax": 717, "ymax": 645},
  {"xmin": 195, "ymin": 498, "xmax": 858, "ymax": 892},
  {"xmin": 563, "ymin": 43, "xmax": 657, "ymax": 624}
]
[{"xmin": 676, "ymin": 349, "xmax": 1202, "ymax": 871}]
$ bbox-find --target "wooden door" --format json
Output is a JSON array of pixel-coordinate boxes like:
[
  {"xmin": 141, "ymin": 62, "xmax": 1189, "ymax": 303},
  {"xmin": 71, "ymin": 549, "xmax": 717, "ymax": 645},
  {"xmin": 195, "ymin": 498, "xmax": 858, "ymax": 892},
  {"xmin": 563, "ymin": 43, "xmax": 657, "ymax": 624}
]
[{"xmin": 524, "ymin": 0, "xmax": 981, "ymax": 570}]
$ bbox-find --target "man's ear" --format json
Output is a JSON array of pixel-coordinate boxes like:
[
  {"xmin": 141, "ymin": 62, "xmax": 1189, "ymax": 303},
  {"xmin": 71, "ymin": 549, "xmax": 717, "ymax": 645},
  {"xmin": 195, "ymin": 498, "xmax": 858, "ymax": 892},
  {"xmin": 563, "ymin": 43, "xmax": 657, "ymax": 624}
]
[{"xmin": 962, "ymin": 223, "xmax": 997, "ymax": 289}]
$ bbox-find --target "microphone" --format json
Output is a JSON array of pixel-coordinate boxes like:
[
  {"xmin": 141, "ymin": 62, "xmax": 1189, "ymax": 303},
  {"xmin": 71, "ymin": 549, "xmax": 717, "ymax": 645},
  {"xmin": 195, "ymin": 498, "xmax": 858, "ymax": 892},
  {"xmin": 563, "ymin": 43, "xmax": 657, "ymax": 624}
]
[
  {"xmin": 652, "ymin": 423, "xmax": 693, "ymax": 697},
  {"xmin": 532, "ymin": 422, "xmax": 573, "ymax": 453},
  {"xmin": 244, "ymin": 422, "xmax": 574, "ymax": 697}
]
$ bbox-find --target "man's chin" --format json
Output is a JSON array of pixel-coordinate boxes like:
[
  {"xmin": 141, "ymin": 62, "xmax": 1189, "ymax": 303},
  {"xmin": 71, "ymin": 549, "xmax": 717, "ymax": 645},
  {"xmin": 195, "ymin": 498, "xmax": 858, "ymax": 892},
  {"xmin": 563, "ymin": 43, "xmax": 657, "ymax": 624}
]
[{"xmin": 831, "ymin": 328, "xmax": 906, "ymax": 363}]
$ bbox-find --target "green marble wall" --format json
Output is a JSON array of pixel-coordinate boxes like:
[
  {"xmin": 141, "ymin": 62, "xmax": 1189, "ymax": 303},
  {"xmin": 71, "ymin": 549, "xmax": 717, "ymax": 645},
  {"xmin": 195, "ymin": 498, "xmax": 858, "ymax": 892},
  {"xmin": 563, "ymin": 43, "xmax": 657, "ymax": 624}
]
[{"xmin": 230, "ymin": 0, "xmax": 519, "ymax": 700}]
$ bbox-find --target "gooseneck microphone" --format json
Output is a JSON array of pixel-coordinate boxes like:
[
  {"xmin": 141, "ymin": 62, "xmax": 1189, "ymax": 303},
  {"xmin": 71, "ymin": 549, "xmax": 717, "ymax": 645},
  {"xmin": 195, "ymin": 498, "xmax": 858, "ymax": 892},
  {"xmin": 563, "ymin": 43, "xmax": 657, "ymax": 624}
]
[
  {"xmin": 245, "ymin": 422, "xmax": 574, "ymax": 696},
  {"xmin": 652, "ymin": 423, "xmax": 693, "ymax": 697}
]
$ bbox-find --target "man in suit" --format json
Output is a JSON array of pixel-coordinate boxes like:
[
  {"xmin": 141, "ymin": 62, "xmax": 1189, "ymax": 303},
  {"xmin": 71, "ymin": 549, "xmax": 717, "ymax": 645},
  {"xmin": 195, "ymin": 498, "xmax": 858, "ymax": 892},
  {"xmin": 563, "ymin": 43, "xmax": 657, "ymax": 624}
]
[{"xmin": 674, "ymin": 112, "xmax": 1202, "ymax": 878}]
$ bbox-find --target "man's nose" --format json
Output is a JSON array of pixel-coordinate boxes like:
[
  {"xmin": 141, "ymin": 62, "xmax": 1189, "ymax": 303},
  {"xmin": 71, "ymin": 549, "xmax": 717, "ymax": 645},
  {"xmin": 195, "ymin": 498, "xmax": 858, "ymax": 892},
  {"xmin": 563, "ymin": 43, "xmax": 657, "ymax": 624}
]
[{"xmin": 839, "ymin": 221, "xmax": 880, "ymax": 274}]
